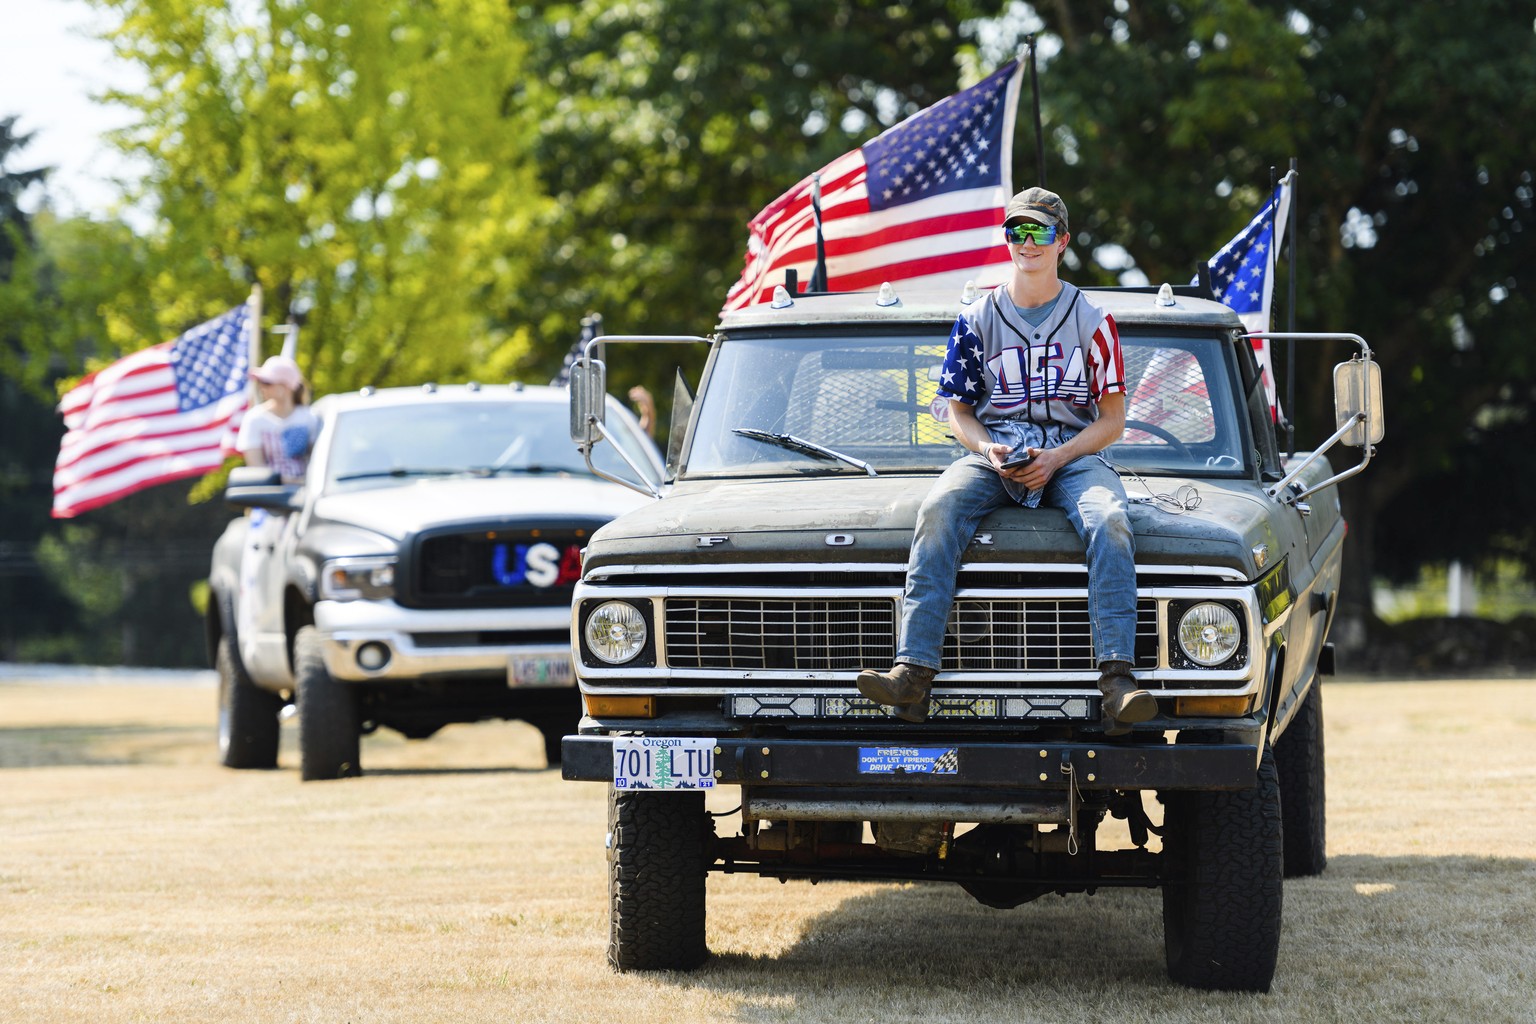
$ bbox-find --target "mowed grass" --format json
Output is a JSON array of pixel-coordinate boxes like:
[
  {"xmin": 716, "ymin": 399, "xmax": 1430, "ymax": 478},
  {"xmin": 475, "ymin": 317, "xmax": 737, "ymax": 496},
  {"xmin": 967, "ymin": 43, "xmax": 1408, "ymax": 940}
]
[{"xmin": 1, "ymin": 676, "xmax": 1533, "ymax": 1024}]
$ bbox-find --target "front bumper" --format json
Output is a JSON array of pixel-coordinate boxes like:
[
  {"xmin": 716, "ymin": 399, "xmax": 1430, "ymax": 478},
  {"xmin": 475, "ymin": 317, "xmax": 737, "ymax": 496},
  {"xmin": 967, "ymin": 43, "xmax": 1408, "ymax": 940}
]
[
  {"xmin": 561, "ymin": 733, "xmax": 1259, "ymax": 793},
  {"xmin": 314, "ymin": 599, "xmax": 574, "ymax": 684}
]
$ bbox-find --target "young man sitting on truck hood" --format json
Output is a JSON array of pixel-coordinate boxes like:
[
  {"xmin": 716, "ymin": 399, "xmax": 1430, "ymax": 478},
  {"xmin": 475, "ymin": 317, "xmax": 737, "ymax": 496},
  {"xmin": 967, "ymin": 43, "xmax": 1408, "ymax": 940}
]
[{"xmin": 857, "ymin": 186, "xmax": 1154, "ymax": 732}]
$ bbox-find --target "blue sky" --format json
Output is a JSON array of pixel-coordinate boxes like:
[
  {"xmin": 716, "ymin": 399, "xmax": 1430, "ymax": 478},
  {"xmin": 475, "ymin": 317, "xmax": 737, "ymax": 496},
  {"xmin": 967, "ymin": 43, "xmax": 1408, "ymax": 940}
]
[{"xmin": 1, "ymin": 0, "xmax": 144, "ymax": 217}]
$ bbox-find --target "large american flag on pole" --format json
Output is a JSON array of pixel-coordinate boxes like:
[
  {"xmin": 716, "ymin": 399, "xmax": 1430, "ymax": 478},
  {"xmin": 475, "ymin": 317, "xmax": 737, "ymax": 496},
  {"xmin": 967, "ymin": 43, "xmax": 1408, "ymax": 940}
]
[
  {"xmin": 52, "ymin": 302, "xmax": 254, "ymax": 518},
  {"xmin": 723, "ymin": 61, "xmax": 1023, "ymax": 312},
  {"xmin": 1200, "ymin": 175, "xmax": 1294, "ymax": 415}
]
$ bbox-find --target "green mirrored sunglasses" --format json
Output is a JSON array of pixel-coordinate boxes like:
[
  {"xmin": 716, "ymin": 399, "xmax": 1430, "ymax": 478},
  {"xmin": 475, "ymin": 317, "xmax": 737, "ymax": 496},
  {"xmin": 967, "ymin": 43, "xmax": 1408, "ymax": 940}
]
[{"xmin": 1004, "ymin": 222, "xmax": 1058, "ymax": 246}]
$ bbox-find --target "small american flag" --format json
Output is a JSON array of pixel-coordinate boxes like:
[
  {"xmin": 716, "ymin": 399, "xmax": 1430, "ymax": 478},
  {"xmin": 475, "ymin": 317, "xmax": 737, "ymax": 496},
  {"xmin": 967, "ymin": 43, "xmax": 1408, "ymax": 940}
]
[
  {"xmin": 1201, "ymin": 177, "xmax": 1293, "ymax": 415},
  {"xmin": 724, "ymin": 62, "xmax": 1023, "ymax": 311},
  {"xmin": 52, "ymin": 303, "xmax": 253, "ymax": 518}
]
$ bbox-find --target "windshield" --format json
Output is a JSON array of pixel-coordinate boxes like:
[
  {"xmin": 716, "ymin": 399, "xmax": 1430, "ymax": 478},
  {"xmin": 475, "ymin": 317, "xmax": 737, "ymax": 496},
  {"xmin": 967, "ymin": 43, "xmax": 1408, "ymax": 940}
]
[
  {"xmin": 683, "ymin": 329, "xmax": 1252, "ymax": 478},
  {"xmin": 324, "ymin": 397, "xmax": 656, "ymax": 492}
]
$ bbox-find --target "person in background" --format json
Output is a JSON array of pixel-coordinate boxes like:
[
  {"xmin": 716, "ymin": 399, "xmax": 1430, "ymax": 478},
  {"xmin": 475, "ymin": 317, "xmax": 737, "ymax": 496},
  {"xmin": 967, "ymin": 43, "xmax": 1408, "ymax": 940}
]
[
  {"xmin": 628, "ymin": 385, "xmax": 657, "ymax": 439},
  {"xmin": 233, "ymin": 354, "xmax": 317, "ymax": 666},
  {"xmin": 857, "ymin": 186, "xmax": 1152, "ymax": 734},
  {"xmin": 237, "ymin": 355, "xmax": 318, "ymax": 483}
]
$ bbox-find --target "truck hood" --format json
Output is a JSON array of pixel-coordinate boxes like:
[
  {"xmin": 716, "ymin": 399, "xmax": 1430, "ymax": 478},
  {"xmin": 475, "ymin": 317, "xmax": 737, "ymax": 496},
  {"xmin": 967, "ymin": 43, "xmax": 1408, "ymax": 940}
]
[
  {"xmin": 309, "ymin": 474, "xmax": 653, "ymax": 540},
  {"xmin": 582, "ymin": 473, "xmax": 1313, "ymax": 582}
]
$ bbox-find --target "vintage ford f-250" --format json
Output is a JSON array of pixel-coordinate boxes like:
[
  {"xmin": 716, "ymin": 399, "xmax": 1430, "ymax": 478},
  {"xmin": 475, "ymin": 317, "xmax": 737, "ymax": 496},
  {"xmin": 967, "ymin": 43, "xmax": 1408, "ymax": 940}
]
[{"xmin": 559, "ymin": 279, "xmax": 1381, "ymax": 991}]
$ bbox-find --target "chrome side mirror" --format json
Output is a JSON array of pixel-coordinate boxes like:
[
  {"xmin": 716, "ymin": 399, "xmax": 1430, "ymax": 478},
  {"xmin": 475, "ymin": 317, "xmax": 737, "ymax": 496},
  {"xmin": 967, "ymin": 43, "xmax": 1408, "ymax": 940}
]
[
  {"xmin": 1334, "ymin": 358, "xmax": 1384, "ymax": 448},
  {"xmin": 1253, "ymin": 332, "xmax": 1385, "ymax": 505},
  {"xmin": 568, "ymin": 357, "xmax": 607, "ymax": 449}
]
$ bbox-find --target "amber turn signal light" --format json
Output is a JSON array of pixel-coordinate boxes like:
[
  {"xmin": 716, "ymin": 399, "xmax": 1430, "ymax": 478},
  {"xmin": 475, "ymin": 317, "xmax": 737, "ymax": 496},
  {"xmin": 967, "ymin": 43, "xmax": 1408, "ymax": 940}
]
[
  {"xmin": 583, "ymin": 694, "xmax": 656, "ymax": 718},
  {"xmin": 1174, "ymin": 695, "xmax": 1254, "ymax": 717}
]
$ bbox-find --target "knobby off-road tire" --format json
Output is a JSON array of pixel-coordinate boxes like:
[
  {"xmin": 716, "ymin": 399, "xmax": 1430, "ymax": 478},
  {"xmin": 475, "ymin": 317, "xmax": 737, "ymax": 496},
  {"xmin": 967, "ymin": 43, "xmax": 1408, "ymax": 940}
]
[
  {"xmin": 1162, "ymin": 745, "xmax": 1283, "ymax": 992},
  {"xmin": 1276, "ymin": 680, "xmax": 1327, "ymax": 877},
  {"xmin": 216, "ymin": 635, "xmax": 282, "ymax": 769},
  {"xmin": 295, "ymin": 625, "xmax": 361, "ymax": 781},
  {"xmin": 607, "ymin": 787, "xmax": 709, "ymax": 971}
]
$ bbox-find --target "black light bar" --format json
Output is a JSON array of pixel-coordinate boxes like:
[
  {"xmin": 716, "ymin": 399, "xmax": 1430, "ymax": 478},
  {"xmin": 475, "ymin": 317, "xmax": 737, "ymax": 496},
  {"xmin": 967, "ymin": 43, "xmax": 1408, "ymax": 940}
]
[{"xmin": 724, "ymin": 692, "xmax": 1097, "ymax": 722}]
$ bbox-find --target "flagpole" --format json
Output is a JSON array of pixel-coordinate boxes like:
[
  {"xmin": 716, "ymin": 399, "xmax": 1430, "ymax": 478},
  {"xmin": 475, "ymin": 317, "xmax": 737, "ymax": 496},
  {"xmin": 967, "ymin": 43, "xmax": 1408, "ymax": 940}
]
[
  {"xmin": 1026, "ymin": 35, "xmax": 1046, "ymax": 186},
  {"xmin": 1269, "ymin": 164, "xmax": 1283, "ymax": 443},
  {"xmin": 810, "ymin": 173, "xmax": 828, "ymax": 292},
  {"xmin": 274, "ymin": 318, "xmax": 300, "ymax": 361},
  {"xmin": 1286, "ymin": 159, "xmax": 1298, "ymax": 456},
  {"xmin": 246, "ymin": 284, "xmax": 263, "ymax": 407}
]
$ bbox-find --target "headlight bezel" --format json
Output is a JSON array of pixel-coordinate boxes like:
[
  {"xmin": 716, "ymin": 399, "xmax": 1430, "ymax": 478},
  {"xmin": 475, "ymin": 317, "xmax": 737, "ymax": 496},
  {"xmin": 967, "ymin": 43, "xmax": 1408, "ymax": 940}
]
[
  {"xmin": 579, "ymin": 598, "xmax": 656, "ymax": 667},
  {"xmin": 320, "ymin": 556, "xmax": 398, "ymax": 601},
  {"xmin": 1169, "ymin": 599, "xmax": 1247, "ymax": 669}
]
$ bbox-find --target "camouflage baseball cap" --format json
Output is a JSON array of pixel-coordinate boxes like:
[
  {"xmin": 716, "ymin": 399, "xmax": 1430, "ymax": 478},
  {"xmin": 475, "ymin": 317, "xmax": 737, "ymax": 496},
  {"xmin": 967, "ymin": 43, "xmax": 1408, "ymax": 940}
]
[{"xmin": 1004, "ymin": 187, "xmax": 1069, "ymax": 232}]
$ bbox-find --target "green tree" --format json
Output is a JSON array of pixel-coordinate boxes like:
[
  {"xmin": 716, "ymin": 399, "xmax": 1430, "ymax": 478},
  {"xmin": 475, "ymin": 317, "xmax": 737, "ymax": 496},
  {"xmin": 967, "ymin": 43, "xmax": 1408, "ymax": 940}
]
[
  {"xmin": 512, "ymin": 1, "xmax": 995, "ymax": 377},
  {"xmin": 90, "ymin": 0, "xmax": 557, "ymax": 395},
  {"xmin": 0, "ymin": 117, "xmax": 76, "ymax": 661},
  {"xmin": 1016, "ymin": 1, "xmax": 1536, "ymax": 636},
  {"xmin": 1, "ymin": 189, "xmax": 221, "ymax": 665}
]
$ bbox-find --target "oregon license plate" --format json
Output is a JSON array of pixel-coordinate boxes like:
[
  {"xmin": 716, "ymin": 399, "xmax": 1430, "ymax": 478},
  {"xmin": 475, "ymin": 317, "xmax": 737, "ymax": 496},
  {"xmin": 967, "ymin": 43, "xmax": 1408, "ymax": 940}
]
[
  {"xmin": 508, "ymin": 655, "xmax": 575, "ymax": 687},
  {"xmin": 612, "ymin": 737, "xmax": 716, "ymax": 790}
]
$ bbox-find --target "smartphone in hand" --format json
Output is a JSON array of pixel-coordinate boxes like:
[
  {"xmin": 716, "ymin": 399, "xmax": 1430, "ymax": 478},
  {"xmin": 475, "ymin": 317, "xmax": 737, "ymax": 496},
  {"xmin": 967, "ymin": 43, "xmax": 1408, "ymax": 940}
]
[{"xmin": 1001, "ymin": 449, "xmax": 1033, "ymax": 470}]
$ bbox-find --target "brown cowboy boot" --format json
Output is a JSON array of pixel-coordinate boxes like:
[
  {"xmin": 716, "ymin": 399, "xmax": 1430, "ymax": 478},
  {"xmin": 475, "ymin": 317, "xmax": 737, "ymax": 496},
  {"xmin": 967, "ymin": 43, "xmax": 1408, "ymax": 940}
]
[
  {"xmin": 1098, "ymin": 659, "xmax": 1156, "ymax": 734},
  {"xmin": 857, "ymin": 663, "xmax": 936, "ymax": 723}
]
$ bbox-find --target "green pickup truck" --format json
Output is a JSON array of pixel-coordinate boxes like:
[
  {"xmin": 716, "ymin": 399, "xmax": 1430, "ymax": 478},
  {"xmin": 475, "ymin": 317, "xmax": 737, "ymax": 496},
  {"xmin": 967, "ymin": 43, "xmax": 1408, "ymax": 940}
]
[{"xmin": 560, "ymin": 280, "xmax": 1382, "ymax": 991}]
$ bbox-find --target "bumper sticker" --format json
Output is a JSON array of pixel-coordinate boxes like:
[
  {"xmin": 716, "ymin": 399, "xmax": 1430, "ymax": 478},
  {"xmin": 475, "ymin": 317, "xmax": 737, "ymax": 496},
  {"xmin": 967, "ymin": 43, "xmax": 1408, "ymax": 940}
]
[{"xmin": 858, "ymin": 746, "xmax": 960, "ymax": 775}]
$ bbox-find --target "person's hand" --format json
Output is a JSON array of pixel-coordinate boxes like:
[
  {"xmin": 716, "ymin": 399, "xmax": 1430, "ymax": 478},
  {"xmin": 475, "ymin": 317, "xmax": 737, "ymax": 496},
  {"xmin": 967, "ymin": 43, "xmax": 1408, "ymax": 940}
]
[
  {"xmin": 1002, "ymin": 445, "xmax": 1067, "ymax": 491},
  {"xmin": 627, "ymin": 386, "xmax": 656, "ymax": 436},
  {"xmin": 984, "ymin": 443, "xmax": 1013, "ymax": 471}
]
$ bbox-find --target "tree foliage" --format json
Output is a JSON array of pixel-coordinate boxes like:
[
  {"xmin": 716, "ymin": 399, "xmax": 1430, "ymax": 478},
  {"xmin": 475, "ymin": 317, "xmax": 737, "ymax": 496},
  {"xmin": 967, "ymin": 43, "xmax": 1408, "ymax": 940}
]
[
  {"xmin": 5, "ymin": 1, "xmax": 1535, "ymax": 665},
  {"xmin": 511, "ymin": 1, "xmax": 995, "ymax": 346},
  {"xmin": 90, "ymin": 0, "xmax": 556, "ymax": 394},
  {"xmin": 1018, "ymin": 1, "xmax": 1536, "ymax": 614}
]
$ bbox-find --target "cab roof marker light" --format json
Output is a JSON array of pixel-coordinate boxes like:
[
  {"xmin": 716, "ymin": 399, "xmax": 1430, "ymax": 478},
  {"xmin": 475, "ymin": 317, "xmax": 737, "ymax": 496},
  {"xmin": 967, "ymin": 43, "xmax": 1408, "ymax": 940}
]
[
  {"xmin": 875, "ymin": 282, "xmax": 900, "ymax": 307},
  {"xmin": 770, "ymin": 285, "xmax": 794, "ymax": 309},
  {"xmin": 960, "ymin": 280, "xmax": 979, "ymax": 305},
  {"xmin": 1156, "ymin": 282, "xmax": 1177, "ymax": 307}
]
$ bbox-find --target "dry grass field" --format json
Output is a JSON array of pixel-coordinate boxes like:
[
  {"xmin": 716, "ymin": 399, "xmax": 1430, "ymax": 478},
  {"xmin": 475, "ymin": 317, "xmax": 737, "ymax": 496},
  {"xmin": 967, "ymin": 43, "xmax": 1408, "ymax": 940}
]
[{"xmin": 2, "ymin": 675, "xmax": 1533, "ymax": 1024}]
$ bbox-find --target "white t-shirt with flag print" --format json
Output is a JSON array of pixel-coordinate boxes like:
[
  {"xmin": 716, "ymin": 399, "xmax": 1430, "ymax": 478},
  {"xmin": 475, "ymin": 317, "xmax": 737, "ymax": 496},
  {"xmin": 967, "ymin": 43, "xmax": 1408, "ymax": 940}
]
[
  {"xmin": 936, "ymin": 281, "xmax": 1126, "ymax": 433},
  {"xmin": 235, "ymin": 403, "xmax": 318, "ymax": 483}
]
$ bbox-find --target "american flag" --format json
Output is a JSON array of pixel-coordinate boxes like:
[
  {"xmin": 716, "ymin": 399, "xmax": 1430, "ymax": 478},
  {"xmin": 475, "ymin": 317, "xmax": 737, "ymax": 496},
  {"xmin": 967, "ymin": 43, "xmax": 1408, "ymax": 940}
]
[
  {"xmin": 723, "ymin": 62, "xmax": 1023, "ymax": 312},
  {"xmin": 52, "ymin": 303, "xmax": 253, "ymax": 518},
  {"xmin": 1201, "ymin": 176, "xmax": 1294, "ymax": 414}
]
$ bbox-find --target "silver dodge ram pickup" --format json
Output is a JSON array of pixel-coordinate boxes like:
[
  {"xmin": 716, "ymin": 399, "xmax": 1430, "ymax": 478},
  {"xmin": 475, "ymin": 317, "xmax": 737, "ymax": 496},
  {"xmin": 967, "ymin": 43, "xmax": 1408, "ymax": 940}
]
[{"xmin": 206, "ymin": 382, "xmax": 662, "ymax": 780}]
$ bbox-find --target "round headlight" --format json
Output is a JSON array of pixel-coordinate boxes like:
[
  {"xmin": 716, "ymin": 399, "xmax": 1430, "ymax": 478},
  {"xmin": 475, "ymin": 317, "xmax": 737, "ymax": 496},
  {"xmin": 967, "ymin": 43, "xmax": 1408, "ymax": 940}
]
[
  {"xmin": 1177, "ymin": 602, "xmax": 1242, "ymax": 666},
  {"xmin": 584, "ymin": 601, "xmax": 648, "ymax": 665}
]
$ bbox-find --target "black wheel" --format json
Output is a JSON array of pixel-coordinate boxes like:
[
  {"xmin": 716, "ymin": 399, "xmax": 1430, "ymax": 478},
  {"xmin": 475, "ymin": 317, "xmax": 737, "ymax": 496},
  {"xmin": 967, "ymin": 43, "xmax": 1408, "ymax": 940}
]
[
  {"xmin": 1276, "ymin": 680, "xmax": 1327, "ymax": 877},
  {"xmin": 539, "ymin": 724, "xmax": 565, "ymax": 768},
  {"xmin": 295, "ymin": 625, "xmax": 361, "ymax": 781},
  {"xmin": 527, "ymin": 710, "xmax": 579, "ymax": 768},
  {"xmin": 607, "ymin": 787, "xmax": 709, "ymax": 971},
  {"xmin": 1162, "ymin": 745, "xmax": 1283, "ymax": 992},
  {"xmin": 216, "ymin": 635, "xmax": 282, "ymax": 769}
]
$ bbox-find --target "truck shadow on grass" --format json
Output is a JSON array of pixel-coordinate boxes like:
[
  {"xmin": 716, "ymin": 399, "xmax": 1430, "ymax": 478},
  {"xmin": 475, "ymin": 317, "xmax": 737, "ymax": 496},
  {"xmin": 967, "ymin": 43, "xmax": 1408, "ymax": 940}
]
[
  {"xmin": 358, "ymin": 765, "xmax": 552, "ymax": 777},
  {"xmin": 0, "ymin": 723, "xmax": 212, "ymax": 768},
  {"xmin": 668, "ymin": 853, "xmax": 1535, "ymax": 1021}
]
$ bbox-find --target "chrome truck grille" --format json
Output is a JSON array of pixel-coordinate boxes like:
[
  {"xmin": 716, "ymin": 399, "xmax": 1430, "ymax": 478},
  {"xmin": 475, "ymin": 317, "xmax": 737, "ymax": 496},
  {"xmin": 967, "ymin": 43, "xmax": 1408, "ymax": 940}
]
[{"xmin": 663, "ymin": 597, "xmax": 1158, "ymax": 672}]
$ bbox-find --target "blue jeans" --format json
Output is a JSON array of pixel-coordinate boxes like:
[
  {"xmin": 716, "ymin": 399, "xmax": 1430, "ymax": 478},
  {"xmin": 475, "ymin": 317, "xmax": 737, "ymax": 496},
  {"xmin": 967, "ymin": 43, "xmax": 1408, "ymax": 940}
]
[{"xmin": 897, "ymin": 451, "xmax": 1138, "ymax": 671}]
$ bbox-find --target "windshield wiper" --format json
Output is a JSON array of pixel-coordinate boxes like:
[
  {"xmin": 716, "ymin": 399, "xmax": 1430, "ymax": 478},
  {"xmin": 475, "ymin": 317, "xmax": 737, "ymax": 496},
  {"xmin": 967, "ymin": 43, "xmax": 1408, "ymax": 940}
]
[
  {"xmin": 732, "ymin": 428, "xmax": 877, "ymax": 477},
  {"xmin": 334, "ymin": 467, "xmax": 466, "ymax": 482},
  {"xmin": 473, "ymin": 464, "xmax": 587, "ymax": 476}
]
